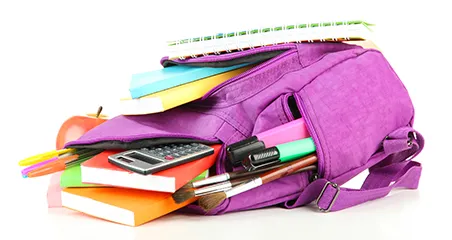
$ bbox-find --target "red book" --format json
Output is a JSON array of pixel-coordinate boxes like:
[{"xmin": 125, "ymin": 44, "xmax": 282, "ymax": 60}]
[{"xmin": 81, "ymin": 144, "xmax": 220, "ymax": 193}]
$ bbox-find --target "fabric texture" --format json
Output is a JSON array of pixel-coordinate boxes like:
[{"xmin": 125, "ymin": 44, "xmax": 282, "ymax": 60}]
[{"xmin": 65, "ymin": 42, "xmax": 423, "ymax": 214}]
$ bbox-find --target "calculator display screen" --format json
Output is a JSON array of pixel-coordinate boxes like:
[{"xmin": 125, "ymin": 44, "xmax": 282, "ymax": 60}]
[
  {"xmin": 126, "ymin": 152, "xmax": 163, "ymax": 165},
  {"xmin": 117, "ymin": 156, "xmax": 134, "ymax": 163}
]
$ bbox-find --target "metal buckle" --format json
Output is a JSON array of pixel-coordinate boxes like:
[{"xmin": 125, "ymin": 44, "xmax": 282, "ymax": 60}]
[
  {"xmin": 407, "ymin": 131, "xmax": 417, "ymax": 147},
  {"xmin": 315, "ymin": 181, "xmax": 340, "ymax": 212}
]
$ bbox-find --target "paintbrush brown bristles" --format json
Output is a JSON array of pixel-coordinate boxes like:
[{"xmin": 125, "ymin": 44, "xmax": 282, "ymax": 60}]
[
  {"xmin": 178, "ymin": 182, "xmax": 193, "ymax": 192},
  {"xmin": 199, "ymin": 192, "xmax": 227, "ymax": 211},
  {"xmin": 172, "ymin": 183, "xmax": 194, "ymax": 203},
  {"xmin": 172, "ymin": 188, "xmax": 195, "ymax": 204},
  {"xmin": 184, "ymin": 182, "xmax": 194, "ymax": 189}
]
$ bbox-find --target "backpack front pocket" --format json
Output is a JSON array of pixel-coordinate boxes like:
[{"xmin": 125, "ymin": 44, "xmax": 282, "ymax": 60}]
[
  {"xmin": 64, "ymin": 107, "xmax": 225, "ymax": 150},
  {"xmin": 294, "ymin": 49, "xmax": 415, "ymax": 181}
]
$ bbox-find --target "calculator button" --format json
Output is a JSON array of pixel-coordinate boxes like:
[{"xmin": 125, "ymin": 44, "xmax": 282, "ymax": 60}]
[
  {"xmin": 156, "ymin": 148, "xmax": 163, "ymax": 151},
  {"xmin": 173, "ymin": 153, "xmax": 181, "ymax": 158},
  {"xmin": 149, "ymin": 153, "xmax": 160, "ymax": 158},
  {"xmin": 190, "ymin": 143, "xmax": 199, "ymax": 146},
  {"xmin": 165, "ymin": 155, "xmax": 174, "ymax": 160}
]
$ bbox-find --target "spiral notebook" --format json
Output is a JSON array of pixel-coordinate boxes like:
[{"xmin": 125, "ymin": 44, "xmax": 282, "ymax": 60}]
[{"xmin": 166, "ymin": 20, "xmax": 374, "ymax": 60}]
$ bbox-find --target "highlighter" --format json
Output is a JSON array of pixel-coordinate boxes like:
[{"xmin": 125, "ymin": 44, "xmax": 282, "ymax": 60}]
[
  {"xmin": 241, "ymin": 137, "xmax": 316, "ymax": 171},
  {"xmin": 226, "ymin": 118, "xmax": 310, "ymax": 166}
]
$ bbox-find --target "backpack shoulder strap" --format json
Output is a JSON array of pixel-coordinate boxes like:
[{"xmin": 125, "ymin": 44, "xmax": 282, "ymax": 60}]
[{"xmin": 293, "ymin": 127, "xmax": 424, "ymax": 212}]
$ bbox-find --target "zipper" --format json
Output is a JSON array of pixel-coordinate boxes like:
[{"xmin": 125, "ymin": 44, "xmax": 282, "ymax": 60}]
[
  {"xmin": 201, "ymin": 49, "xmax": 298, "ymax": 100},
  {"xmin": 66, "ymin": 133, "xmax": 220, "ymax": 149},
  {"xmin": 293, "ymin": 94, "xmax": 326, "ymax": 179},
  {"xmin": 166, "ymin": 44, "xmax": 296, "ymax": 65},
  {"xmin": 117, "ymin": 133, "xmax": 219, "ymax": 143}
]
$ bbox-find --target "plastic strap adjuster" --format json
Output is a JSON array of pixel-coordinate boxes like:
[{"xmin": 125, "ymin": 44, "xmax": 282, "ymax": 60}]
[{"xmin": 315, "ymin": 181, "xmax": 340, "ymax": 213}]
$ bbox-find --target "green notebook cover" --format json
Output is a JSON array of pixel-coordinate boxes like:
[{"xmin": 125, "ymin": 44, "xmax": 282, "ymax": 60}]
[
  {"xmin": 191, "ymin": 170, "xmax": 209, "ymax": 182},
  {"xmin": 60, "ymin": 164, "xmax": 99, "ymax": 188},
  {"xmin": 60, "ymin": 164, "xmax": 209, "ymax": 188}
]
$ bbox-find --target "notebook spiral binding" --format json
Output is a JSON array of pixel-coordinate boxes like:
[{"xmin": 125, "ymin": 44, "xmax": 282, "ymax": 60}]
[{"xmin": 167, "ymin": 20, "xmax": 369, "ymax": 60}]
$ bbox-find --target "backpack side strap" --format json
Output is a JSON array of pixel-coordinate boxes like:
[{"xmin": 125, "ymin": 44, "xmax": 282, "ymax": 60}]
[{"xmin": 293, "ymin": 127, "xmax": 424, "ymax": 212}]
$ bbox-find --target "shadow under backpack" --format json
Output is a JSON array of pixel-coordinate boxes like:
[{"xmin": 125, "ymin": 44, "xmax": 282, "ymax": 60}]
[{"xmin": 66, "ymin": 42, "xmax": 425, "ymax": 214}]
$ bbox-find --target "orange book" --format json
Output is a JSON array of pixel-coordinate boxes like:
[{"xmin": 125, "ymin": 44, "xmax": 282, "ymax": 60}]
[
  {"xmin": 81, "ymin": 145, "xmax": 220, "ymax": 193},
  {"xmin": 61, "ymin": 187, "xmax": 197, "ymax": 226}
]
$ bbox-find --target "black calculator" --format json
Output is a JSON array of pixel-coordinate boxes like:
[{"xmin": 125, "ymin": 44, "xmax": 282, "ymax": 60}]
[{"xmin": 108, "ymin": 143, "xmax": 215, "ymax": 175}]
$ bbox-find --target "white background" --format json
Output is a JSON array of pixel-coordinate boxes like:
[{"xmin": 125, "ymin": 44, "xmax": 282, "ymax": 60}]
[{"xmin": 1, "ymin": 1, "xmax": 451, "ymax": 239}]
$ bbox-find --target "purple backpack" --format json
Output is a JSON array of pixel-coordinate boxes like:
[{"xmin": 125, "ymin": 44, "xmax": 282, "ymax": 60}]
[{"xmin": 66, "ymin": 42, "xmax": 424, "ymax": 214}]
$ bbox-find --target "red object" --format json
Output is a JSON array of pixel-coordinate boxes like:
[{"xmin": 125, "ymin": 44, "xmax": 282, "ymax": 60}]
[
  {"xmin": 56, "ymin": 113, "xmax": 108, "ymax": 149},
  {"xmin": 80, "ymin": 145, "xmax": 220, "ymax": 192}
]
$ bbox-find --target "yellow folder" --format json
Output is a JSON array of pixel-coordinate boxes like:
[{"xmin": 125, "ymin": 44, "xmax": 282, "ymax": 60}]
[{"xmin": 120, "ymin": 65, "xmax": 254, "ymax": 115}]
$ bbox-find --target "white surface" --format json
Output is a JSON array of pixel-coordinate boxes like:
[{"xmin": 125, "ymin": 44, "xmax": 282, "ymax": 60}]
[{"xmin": 1, "ymin": 1, "xmax": 451, "ymax": 240}]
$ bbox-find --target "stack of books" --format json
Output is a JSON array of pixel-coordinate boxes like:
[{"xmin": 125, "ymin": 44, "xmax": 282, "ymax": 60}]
[
  {"xmin": 48, "ymin": 148, "xmax": 220, "ymax": 226},
  {"xmin": 119, "ymin": 20, "xmax": 376, "ymax": 116}
]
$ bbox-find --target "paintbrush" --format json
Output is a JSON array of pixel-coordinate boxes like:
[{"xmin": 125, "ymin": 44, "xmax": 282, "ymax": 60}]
[
  {"xmin": 177, "ymin": 161, "xmax": 289, "ymax": 195},
  {"xmin": 172, "ymin": 164, "xmax": 317, "ymax": 204},
  {"xmin": 198, "ymin": 153, "xmax": 318, "ymax": 211}
]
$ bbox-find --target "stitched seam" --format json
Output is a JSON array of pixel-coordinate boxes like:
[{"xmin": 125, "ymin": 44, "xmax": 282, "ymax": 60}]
[
  {"xmin": 296, "ymin": 45, "xmax": 305, "ymax": 67},
  {"xmin": 208, "ymin": 50, "xmax": 297, "ymax": 99},
  {"xmin": 277, "ymin": 97, "xmax": 286, "ymax": 125},
  {"xmin": 298, "ymin": 49, "xmax": 412, "ymax": 180},
  {"xmin": 296, "ymin": 49, "xmax": 374, "ymax": 91},
  {"xmin": 281, "ymin": 94, "xmax": 291, "ymax": 123},
  {"xmin": 302, "ymin": 89, "xmax": 332, "ymax": 179},
  {"xmin": 215, "ymin": 109, "xmax": 252, "ymax": 136},
  {"xmin": 187, "ymin": 107, "xmax": 250, "ymax": 138},
  {"xmin": 192, "ymin": 51, "xmax": 300, "ymax": 108},
  {"xmin": 294, "ymin": 49, "xmax": 373, "ymax": 179},
  {"xmin": 212, "ymin": 121, "xmax": 227, "ymax": 140}
]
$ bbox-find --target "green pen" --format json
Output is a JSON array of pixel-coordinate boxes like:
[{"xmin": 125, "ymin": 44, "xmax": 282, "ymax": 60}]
[{"xmin": 242, "ymin": 137, "xmax": 316, "ymax": 171}]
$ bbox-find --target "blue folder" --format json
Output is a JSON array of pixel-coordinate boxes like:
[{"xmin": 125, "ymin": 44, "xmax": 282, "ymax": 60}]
[{"xmin": 129, "ymin": 63, "xmax": 251, "ymax": 99}]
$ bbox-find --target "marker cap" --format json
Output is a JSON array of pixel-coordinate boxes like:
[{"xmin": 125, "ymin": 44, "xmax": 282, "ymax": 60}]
[{"xmin": 226, "ymin": 137, "xmax": 265, "ymax": 166}]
